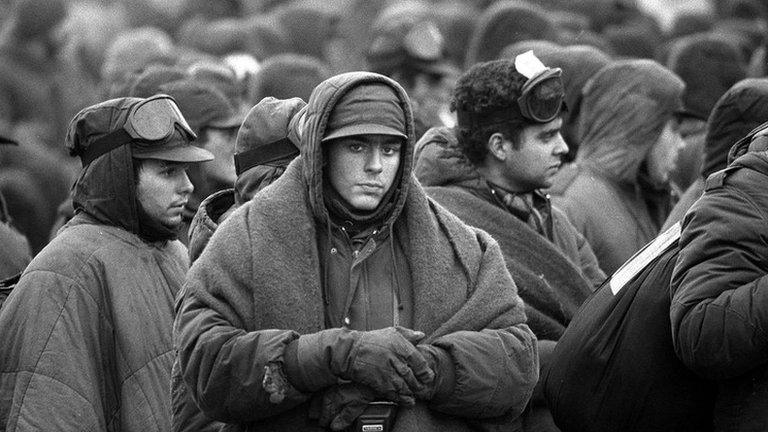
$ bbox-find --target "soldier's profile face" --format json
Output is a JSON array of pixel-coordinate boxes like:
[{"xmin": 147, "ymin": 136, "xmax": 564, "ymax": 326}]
[{"xmin": 135, "ymin": 159, "xmax": 194, "ymax": 229}]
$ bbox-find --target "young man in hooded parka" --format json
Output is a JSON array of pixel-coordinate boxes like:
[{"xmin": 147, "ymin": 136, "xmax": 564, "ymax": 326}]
[
  {"xmin": 0, "ymin": 95, "xmax": 214, "ymax": 431},
  {"xmin": 174, "ymin": 71, "xmax": 538, "ymax": 431}
]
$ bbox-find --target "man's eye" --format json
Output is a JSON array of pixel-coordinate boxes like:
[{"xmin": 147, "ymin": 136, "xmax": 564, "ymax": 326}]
[
  {"xmin": 348, "ymin": 144, "xmax": 364, "ymax": 152},
  {"xmin": 382, "ymin": 145, "xmax": 401, "ymax": 155}
]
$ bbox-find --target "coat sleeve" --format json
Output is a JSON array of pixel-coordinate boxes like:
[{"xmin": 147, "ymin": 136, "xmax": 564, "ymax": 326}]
[
  {"xmin": 670, "ymin": 184, "xmax": 768, "ymax": 380},
  {"xmin": 0, "ymin": 270, "xmax": 111, "ymax": 432},
  {"xmin": 174, "ymin": 209, "xmax": 311, "ymax": 424},
  {"xmin": 421, "ymin": 232, "xmax": 539, "ymax": 420}
]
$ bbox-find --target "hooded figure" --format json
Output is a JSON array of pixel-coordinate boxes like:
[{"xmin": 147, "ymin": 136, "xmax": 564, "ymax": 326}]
[
  {"xmin": 186, "ymin": 96, "xmax": 306, "ymax": 264},
  {"xmin": 551, "ymin": 60, "xmax": 685, "ymax": 274},
  {"xmin": 670, "ymin": 120, "xmax": 768, "ymax": 432},
  {"xmin": 174, "ymin": 97, "xmax": 306, "ymax": 432},
  {"xmin": 663, "ymin": 78, "xmax": 768, "ymax": 231},
  {"xmin": 0, "ymin": 97, "xmax": 213, "ymax": 431},
  {"xmin": 174, "ymin": 72, "xmax": 538, "ymax": 431},
  {"xmin": 664, "ymin": 33, "xmax": 747, "ymax": 191}
]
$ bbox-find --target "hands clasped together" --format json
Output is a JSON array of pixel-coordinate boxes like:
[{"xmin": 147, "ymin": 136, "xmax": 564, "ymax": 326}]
[{"xmin": 287, "ymin": 326, "xmax": 442, "ymax": 430}]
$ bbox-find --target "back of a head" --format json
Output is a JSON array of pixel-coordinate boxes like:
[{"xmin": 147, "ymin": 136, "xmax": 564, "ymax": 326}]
[
  {"xmin": 101, "ymin": 27, "xmax": 176, "ymax": 91},
  {"xmin": 602, "ymin": 22, "xmax": 662, "ymax": 59},
  {"xmin": 188, "ymin": 61, "xmax": 244, "ymax": 107},
  {"xmin": 4, "ymin": 0, "xmax": 67, "ymax": 42},
  {"xmin": 128, "ymin": 65, "xmax": 188, "ymax": 98},
  {"xmin": 273, "ymin": 2, "xmax": 341, "ymax": 59},
  {"xmin": 704, "ymin": 78, "xmax": 768, "ymax": 178},
  {"xmin": 159, "ymin": 79, "xmax": 241, "ymax": 136},
  {"xmin": 433, "ymin": 1, "xmax": 481, "ymax": 70},
  {"xmin": 233, "ymin": 97, "xmax": 306, "ymax": 204},
  {"xmin": 465, "ymin": 1, "xmax": 560, "ymax": 68},
  {"xmin": 578, "ymin": 59, "xmax": 684, "ymax": 180},
  {"xmin": 669, "ymin": 12, "xmax": 716, "ymax": 39},
  {"xmin": 366, "ymin": 2, "xmax": 453, "ymax": 79},
  {"xmin": 250, "ymin": 54, "xmax": 331, "ymax": 103},
  {"xmin": 666, "ymin": 33, "xmax": 747, "ymax": 120},
  {"xmin": 180, "ymin": 0, "xmax": 242, "ymax": 22},
  {"xmin": 176, "ymin": 17, "xmax": 250, "ymax": 57}
]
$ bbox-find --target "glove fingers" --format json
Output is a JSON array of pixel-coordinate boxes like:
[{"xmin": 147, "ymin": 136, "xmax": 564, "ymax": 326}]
[
  {"xmin": 399, "ymin": 346, "xmax": 435, "ymax": 385},
  {"xmin": 395, "ymin": 326, "xmax": 426, "ymax": 344},
  {"xmin": 394, "ymin": 360, "xmax": 427, "ymax": 394}
]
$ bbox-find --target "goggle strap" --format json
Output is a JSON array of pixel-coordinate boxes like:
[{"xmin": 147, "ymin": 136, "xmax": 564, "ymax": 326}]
[
  {"xmin": 80, "ymin": 129, "xmax": 133, "ymax": 167},
  {"xmin": 234, "ymin": 137, "xmax": 299, "ymax": 176},
  {"xmin": 456, "ymin": 106, "xmax": 519, "ymax": 130}
]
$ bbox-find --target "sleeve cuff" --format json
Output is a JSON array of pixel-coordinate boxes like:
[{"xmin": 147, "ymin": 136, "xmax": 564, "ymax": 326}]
[
  {"xmin": 283, "ymin": 334, "xmax": 337, "ymax": 393},
  {"xmin": 419, "ymin": 344, "xmax": 456, "ymax": 401}
]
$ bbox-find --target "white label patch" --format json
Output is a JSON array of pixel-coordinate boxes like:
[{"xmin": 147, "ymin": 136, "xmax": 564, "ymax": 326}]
[
  {"xmin": 609, "ymin": 222, "xmax": 681, "ymax": 295},
  {"xmin": 515, "ymin": 50, "xmax": 548, "ymax": 79}
]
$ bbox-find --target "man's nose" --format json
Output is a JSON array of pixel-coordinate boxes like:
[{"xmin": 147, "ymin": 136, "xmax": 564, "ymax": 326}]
[
  {"xmin": 365, "ymin": 149, "xmax": 384, "ymax": 173},
  {"xmin": 553, "ymin": 134, "xmax": 569, "ymax": 155},
  {"xmin": 178, "ymin": 171, "xmax": 194, "ymax": 195}
]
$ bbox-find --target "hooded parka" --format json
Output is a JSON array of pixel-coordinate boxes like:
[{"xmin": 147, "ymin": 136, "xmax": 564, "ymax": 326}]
[
  {"xmin": 174, "ymin": 72, "xmax": 538, "ymax": 431},
  {"xmin": 0, "ymin": 98, "xmax": 191, "ymax": 432},
  {"xmin": 671, "ymin": 148, "xmax": 768, "ymax": 431},
  {"xmin": 550, "ymin": 60, "xmax": 685, "ymax": 274}
]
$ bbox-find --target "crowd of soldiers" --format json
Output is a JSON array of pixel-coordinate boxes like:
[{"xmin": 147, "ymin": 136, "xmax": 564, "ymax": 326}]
[{"xmin": 1, "ymin": 0, "xmax": 768, "ymax": 431}]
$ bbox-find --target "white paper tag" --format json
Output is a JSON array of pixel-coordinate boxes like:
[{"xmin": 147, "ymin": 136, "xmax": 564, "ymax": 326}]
[
  {"xmin": 514, "ymin": 50, "xmax": 548, "ymax": 79},
  {"xmin": 609, "ymin": 222, "xmax": 682, "ymax": 295}
]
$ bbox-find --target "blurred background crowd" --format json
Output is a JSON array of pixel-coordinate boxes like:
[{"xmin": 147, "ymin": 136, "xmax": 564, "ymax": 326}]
[{"xmin": 0, "ymin": 0, "xmax": 764, "ymax": 258}]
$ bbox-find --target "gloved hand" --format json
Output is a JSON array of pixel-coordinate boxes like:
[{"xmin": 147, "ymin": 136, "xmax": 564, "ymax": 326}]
[
  {"xmin": 318, "ymin": 383, "xmax": 378, "ymax": 431},
  {"xmin": 284, "ymin": 326, "xmax": 434, "ymax": 405}
]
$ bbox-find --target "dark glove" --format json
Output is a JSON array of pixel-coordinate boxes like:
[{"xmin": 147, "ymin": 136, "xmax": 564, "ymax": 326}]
[
  {"xmin": 318, "ymin": 383, "xmax": 377, "ymax": 431},
  {"xmin": 284, "ymin": 326, "xmax": 434, "ymax": 404}
]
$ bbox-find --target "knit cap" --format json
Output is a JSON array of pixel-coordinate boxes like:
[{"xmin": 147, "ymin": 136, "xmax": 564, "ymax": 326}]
[{"xmin": 322, "ymin": 84, "xmax": 407, "ymax": 143}]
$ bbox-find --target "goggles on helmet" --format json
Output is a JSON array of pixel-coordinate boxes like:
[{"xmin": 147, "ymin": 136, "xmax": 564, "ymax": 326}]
[
  {"xmin": 517, "ymin": 67, "xmax": 565, "ymax": 124},
  {"xmin": 81, "ymin": 95, "xmax": 196, "ymax": 166}
]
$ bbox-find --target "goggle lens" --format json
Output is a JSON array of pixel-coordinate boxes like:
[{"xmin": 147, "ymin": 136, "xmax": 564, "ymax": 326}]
[
  {"xmin": 526, "ymin": 76, "xmax": 564, "ymax": 122},
  {"xmin": 519, "ymin": 68, "xmax": 565, "ymax": 123},
  {"xmin": 130, "ymin": 96, "xmax": 195, "ymax": 141}
]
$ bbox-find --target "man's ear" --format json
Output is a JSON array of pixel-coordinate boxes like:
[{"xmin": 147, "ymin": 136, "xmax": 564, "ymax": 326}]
[{"xmin": 486, "ymin": 132, "xmax": 508, "ymax": 161}]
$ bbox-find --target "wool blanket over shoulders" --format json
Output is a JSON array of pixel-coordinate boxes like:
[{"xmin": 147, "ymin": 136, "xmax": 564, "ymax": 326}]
[{"xmin": 175, "ymin": 72, "xmax": 538, "ymax": 432}]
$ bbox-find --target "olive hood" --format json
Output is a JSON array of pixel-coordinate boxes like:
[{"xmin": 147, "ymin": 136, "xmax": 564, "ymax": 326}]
[
  {"xmin": 577, "ymin": 59, "xmax": 684, "ymax": 184},
  {"xmin": 300, "ymin": 71, "xmax": 414, "ymax": 230}
]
